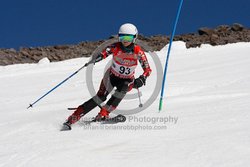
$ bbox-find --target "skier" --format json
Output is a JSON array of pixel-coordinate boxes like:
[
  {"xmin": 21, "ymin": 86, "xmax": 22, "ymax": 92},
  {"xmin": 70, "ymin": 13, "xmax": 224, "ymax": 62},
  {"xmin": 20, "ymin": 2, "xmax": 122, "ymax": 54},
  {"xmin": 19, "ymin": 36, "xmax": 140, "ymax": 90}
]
[{"xmin": 62, "ymin": 23, "xmax": 152, "ymax": 130}]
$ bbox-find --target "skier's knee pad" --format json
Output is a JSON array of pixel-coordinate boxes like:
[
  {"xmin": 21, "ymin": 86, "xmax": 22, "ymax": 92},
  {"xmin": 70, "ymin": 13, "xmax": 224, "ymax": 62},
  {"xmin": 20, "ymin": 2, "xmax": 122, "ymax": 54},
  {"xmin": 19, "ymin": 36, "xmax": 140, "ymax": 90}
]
[
  {"xmin": 106, "ymin": 91, "xmax": 125, "ymax": 107},
  {"xmin": 98, "ymin": 95, "xmax": 107, "ymax": 102},
  {"xmin": 112, "ymin": 90, "xmax": 126, "ymax": 100},
  {"xmin": 93, "ymin": 94, "xmax": 107, "ymax": 104}
]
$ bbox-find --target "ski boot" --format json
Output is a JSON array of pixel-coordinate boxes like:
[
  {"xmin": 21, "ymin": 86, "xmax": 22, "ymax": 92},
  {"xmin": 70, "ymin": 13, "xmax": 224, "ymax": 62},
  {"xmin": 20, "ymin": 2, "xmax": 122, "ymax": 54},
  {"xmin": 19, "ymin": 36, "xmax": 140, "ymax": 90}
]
[
  {"xmin": 61, "ymin": 106, "xmax": 84, "ymax": 131},
  {"xmin": 61, "ymin": 121, "xmax": 72, "ymax": 131},
  {"xmin": 94, "ymin": 107, "xmax": 110, "ymax": 122}
]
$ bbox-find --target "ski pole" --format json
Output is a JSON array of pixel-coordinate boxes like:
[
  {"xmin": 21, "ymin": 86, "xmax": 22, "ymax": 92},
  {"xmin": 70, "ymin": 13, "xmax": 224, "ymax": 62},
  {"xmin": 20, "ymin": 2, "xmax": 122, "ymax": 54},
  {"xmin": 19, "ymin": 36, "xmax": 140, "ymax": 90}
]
[
  {"xmin": 137, "ymin": 88, "xmax": 143, "ymax": 108},
  {"xmin": 27, "ymin": 62, "xmax": 89, "ymax": 109}
]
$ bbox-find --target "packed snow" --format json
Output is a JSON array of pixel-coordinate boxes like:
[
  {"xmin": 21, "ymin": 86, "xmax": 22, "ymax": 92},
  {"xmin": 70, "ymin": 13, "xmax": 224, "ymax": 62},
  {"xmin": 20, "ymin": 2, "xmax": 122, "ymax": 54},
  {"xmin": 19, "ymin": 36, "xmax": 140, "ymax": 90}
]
[{"xmin": 1, "ymin": 41, "xmax": 250, "ymax": 167}]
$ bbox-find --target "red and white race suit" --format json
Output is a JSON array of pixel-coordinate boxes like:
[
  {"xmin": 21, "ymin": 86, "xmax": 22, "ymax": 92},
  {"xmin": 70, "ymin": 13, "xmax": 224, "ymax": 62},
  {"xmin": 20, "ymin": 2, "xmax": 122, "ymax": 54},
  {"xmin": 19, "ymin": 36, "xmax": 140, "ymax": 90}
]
[
  {"xmin": 66, "ymin": 42, "xmax": 152, "ymax": 124},
  {"xmin": 100, "ymin": 42, "xmax": 152, "ymax": 79}
]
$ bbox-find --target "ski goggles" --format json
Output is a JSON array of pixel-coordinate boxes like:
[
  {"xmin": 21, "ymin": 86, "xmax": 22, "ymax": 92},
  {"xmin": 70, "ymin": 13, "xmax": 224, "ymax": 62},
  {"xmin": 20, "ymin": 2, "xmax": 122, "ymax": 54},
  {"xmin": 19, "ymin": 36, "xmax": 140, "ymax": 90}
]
[{"xmin": 118, "ymin": 34, "xmax": 136, "ymax": 42}]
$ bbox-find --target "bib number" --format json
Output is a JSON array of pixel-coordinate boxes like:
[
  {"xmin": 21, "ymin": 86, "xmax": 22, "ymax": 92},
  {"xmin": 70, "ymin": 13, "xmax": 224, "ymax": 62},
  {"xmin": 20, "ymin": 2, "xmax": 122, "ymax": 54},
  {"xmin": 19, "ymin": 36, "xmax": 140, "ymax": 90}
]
[
  {"xmin": 112, "ymin": 60, "xmax": 137, "ymax": 77},
  {"xmin": 119, "ymin": 66, "xmax": 131, "ymax": 75}
]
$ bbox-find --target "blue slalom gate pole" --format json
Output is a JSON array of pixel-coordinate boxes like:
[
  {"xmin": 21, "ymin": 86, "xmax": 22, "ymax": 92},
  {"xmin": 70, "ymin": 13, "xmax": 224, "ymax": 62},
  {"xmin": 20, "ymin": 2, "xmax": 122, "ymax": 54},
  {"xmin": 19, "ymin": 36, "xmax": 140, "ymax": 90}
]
[
  {"xmin": 159, "ymin": 0, "xmax": 184, "ymax": 111},
  {"xmin": 27, "ymin": 63, "xmax": 89, "ymax": 109}
]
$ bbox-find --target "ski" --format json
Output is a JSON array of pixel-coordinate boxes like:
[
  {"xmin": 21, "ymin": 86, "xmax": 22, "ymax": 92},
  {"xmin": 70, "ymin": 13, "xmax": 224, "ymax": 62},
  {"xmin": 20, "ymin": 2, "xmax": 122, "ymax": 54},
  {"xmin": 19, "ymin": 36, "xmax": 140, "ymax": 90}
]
[
  {"xmin": 85, "ymin": 114, "xmax": 126, "ymax": 125},
  {"xmin": 60, "ymin": 122, "xmax": 72, "ymax": 131},
  {"xmin": 61, "ymin": 114, "xmax": 126, "ymax": 131},
  {"xmin": 100, "ymin": 114, "xmax": 126, "ymax": 124}
]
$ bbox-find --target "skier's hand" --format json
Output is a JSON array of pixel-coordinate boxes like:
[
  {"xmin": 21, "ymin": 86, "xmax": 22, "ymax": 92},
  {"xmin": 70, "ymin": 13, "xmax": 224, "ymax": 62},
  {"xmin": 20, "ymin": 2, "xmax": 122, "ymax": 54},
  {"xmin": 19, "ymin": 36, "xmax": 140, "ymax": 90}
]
[
  {"xmin": 94, "ymin": 54, "xmax": 103, "ymax": 63},
  {"xmin": 133, "ymin": 75, "xmax": 146, "ymax": 88},
  {"xmin": 88, "ymin": 54, "xmax": 103, "ymax": 65}
]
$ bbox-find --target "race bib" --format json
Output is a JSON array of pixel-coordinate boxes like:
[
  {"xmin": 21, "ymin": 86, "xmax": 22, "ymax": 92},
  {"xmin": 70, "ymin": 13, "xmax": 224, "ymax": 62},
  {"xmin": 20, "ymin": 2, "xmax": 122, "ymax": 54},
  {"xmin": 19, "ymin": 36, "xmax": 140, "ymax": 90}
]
[{"xmin": 111, "ymin": 60, "xmax": 137, "ymax": 77}]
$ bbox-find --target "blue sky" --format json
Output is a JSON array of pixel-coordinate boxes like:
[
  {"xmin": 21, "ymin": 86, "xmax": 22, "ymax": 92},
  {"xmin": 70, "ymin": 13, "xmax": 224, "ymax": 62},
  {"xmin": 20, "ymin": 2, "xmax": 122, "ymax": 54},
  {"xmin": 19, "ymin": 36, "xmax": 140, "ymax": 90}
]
[{"xmin": 0, "ymin": 0, "xmax": 249, "ymax": 49}]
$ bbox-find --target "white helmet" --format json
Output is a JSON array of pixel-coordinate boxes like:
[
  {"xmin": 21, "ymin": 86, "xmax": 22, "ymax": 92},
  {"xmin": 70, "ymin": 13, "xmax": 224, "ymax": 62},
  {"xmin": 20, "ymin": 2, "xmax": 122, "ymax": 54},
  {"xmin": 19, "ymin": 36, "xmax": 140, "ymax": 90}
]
[
  {"xmin": 119, "ymin": 23, "xmax": 138, "ymax": 35},
  {"xmin": 118, "ymin": 23, "xmax": 138, "ymax": 43}
]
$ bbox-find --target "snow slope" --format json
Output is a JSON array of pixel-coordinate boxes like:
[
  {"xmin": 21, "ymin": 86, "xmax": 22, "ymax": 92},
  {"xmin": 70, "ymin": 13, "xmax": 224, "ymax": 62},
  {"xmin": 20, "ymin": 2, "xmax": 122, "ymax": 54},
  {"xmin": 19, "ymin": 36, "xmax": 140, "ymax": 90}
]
[{"xmin": 1, "ymin": 42, "xmax": 250, "ymax": 167}]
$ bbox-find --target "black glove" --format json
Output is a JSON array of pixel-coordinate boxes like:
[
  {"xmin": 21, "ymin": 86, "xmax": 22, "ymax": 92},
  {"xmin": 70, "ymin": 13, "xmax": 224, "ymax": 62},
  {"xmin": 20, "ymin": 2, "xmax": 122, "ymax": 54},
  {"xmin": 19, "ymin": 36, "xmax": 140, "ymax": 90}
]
[
  {"xmin": 133, "ymin": 75, "xmax": 146, "ymax": 88},
  {"xmin": 94, "ymin": 54, "xmax": 103, "ymax": 63},
  {"xmin": 88, "ymin": 54, "xmax": 103, "ymax": 65}
]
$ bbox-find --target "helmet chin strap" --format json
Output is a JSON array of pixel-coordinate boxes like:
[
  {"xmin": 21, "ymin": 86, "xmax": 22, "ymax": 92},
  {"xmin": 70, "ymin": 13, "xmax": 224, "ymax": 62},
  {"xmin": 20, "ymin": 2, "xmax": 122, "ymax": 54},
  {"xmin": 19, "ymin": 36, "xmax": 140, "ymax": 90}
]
[
  {"xmin": 120, "ymin": 42, "xmax": 134, "ymax": 52},
  {"xmin": 133, "ymin": 34, "xmax": 138, "ymax": 43}
]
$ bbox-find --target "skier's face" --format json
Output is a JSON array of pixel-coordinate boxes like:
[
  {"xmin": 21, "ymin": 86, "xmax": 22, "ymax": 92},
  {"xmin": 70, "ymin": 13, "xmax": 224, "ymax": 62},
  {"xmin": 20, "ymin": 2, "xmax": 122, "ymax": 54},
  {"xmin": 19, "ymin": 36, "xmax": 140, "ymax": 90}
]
[
  {"xmin": 118, "ymin": 34, "xmax": 134, "ymax": 47},
  {"xmin": 121, "ymin": 41, "xmax": 132, "ymax": 47}
]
